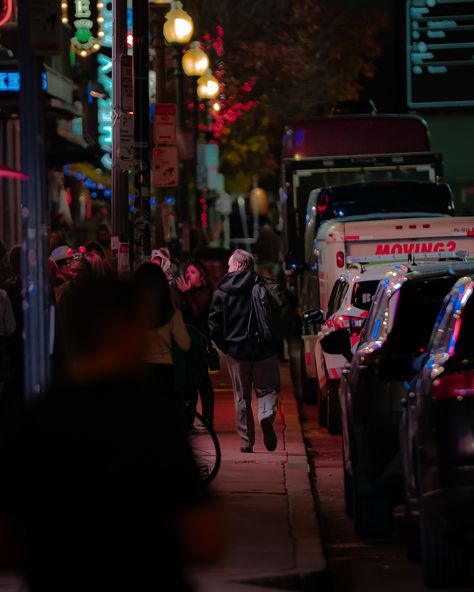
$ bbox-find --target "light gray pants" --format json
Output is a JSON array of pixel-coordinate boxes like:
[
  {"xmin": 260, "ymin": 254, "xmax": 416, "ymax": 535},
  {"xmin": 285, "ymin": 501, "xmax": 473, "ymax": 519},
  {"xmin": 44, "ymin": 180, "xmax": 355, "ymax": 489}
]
[{"xmin": 227, "ymin": 354, "xmax": 280, "ymax": 447}]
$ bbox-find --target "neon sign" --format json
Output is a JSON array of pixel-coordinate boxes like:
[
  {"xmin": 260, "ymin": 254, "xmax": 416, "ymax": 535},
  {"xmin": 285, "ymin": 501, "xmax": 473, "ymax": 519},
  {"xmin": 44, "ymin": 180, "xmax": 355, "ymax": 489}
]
[
  {"xmin": 61, "ymin": 0, "xmax": 105, "ymax": 57},
  {"xmin": 97, "ymin": 0, "xmax": 112, "ymax": 169},
  {"xmin": 0, "ymin": 71, "xmax": 48, "ymax": 92},
  {"xmin": 0, "ymin": 0, "xmax": 13, "ymax": 27}
]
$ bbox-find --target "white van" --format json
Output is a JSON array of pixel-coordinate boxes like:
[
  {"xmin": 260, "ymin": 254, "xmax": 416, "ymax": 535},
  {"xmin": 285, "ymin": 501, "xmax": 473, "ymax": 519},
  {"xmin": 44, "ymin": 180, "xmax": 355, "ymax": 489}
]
[{"xmin": 314, "ymin": 214, "xmax": 474, "ymax": 314}]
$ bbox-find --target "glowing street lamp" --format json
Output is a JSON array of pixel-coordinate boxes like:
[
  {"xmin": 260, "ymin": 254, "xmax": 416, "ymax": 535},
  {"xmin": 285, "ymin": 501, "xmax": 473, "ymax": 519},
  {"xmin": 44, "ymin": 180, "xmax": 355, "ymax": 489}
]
[
  {"xmin": 197, "ymin": 69, "xmax": 220, "ymax": 100},
  {"xmin": 182, "ymin": 41, "xmax": 209, "ymax": 77},
  {"xmin": 163, "ymin": 0, "xmax": 194, "ymax": 45}
]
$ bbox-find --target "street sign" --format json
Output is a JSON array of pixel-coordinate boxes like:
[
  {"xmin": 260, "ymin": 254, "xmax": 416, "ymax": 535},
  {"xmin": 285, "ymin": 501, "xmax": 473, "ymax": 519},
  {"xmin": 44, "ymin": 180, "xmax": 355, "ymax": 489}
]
[
  {"xmin": 118, "ymin": 111, "xmax": 134, "ymax": 169},
  {"xmin": 153, "ymin": 103, "xmax": 177, "ymax": 145},
  {"xmin": 152, "ymin": 146, "xmax": 178, "ymax": 187},
  {"xmin": 406, "ymin": 0, "xmax": 474, "ymax": 108},
  {"xmin": 121, "ymin": 55, "xmax": 133, "ymax": 112},
  {"xmin": 30, "ymin": 0, "xmax": 61, "ymax": 55}
]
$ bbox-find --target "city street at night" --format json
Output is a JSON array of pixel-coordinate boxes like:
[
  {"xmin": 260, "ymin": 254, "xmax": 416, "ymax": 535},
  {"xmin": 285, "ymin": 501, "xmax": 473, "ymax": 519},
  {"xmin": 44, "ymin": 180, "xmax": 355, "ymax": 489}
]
[{"xmin": 2, "ymin": 0, "xmax": 474, "ymax": 590}]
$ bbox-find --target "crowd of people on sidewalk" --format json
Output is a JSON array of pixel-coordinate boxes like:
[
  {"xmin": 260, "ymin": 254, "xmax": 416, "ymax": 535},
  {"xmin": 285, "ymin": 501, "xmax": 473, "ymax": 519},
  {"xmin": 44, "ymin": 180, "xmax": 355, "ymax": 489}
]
[{"xmin": 0, "ymin": 219, "xmax": 293, "ymax": 591}]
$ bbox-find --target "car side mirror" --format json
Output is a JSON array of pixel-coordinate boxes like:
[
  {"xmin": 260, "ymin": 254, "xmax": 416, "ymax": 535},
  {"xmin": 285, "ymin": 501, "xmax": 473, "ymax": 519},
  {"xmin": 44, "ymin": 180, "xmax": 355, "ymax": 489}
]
[
  {"xmin": 302, "ymin": 308, "xmax": 324, "ymax": 325},
  {"xmin": 320, "ymin": 329, "xmax": 353, "ymax": 361}
]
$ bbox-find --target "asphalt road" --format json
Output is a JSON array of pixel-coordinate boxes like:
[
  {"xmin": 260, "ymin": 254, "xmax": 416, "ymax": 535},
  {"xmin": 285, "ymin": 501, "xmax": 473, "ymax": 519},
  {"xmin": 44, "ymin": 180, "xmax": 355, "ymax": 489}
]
[{"xmin": 301, "ymin": 403, "xmax": 474, "ymax": 592}]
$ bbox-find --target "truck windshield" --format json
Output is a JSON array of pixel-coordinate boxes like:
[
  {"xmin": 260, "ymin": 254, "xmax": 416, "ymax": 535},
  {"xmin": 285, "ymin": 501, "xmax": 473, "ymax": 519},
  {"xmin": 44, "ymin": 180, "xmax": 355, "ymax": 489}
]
[{"xmin": 317, "ymin": 182, "xmax": 453, "ymax": 223}]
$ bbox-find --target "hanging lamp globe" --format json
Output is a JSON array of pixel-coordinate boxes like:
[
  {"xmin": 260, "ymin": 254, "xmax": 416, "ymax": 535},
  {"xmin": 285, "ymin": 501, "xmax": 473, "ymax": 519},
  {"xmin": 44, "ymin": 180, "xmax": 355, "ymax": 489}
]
[
  {"xmin": 182, "ymin": 41, "xmax": 209, "ymax": 77},
  {"xmin": 163, "ymin": 0, "xmax": 194, "ymax": 44},
  {"xmin": 197, "ymin": 69, "xmax": 220, "ymax": 100}
]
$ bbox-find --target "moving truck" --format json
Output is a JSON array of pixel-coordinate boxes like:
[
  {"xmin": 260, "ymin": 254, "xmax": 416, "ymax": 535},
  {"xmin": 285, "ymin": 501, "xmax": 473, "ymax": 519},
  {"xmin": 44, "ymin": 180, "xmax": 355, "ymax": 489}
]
[
  {"xmin": 282, "ymin": 114, "xmax": 443, "ymax": 266},
  {"xmin": 315, "ymin": 215, "xmax": 474, "ymax": 313}
]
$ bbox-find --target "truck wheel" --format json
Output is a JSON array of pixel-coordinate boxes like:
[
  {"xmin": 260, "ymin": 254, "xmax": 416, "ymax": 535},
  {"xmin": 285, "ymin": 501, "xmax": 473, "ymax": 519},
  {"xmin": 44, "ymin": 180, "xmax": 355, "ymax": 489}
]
[
  {"xmin": 353, "ymin": 491, "xmax": 393, "ymax": 539},
  {"xmin": 327, "ymin": 381, "xmax": 342, "ymax": 435},
  {"xmin": 421, "ymin": 513, "xmax": 468, "ymax": 588},
  {"xmin": 343, "ymin": 469, "xmax": 353, "ymax": 519}
]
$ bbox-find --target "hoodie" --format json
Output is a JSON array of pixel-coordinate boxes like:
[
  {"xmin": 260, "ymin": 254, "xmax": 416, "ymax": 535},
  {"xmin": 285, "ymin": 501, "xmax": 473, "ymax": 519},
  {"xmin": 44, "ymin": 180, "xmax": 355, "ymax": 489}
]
[{"xmin": 208, "ymin": 271, "xmax": 280, "ymax": 361}]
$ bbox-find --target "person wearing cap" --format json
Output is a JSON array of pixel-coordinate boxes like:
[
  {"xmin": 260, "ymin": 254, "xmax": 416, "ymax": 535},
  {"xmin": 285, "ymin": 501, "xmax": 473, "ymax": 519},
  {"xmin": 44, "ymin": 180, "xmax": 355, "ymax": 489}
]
[{"xmin": 50, "ymin": 246, "xmax": 75, "ymax": 302}]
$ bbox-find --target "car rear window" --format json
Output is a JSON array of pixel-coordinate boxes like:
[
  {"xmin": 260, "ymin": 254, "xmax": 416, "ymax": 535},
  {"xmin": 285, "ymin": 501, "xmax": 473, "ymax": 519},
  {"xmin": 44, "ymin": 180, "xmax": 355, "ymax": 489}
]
[
  {"xmin": 388, "ymin": 277, "xmax": 461, "ymax": 355},
  {"xmin": 351, "ymin": 280, "xmax": 380, "ymax": 311}
]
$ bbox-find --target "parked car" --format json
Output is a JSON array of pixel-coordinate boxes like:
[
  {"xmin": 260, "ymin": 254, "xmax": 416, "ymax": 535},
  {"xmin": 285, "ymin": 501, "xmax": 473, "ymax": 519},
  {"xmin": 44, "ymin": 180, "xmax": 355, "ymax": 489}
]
[
  {"xmin": 400, "ymin": 274, "xmax": 474, "ymax": 588},
  {"xmin": 313, "ymin": 263, "xmax": 395, "ymax": 433},
  {"xmin": 321, "ymin": 263, "xmax": 474, "ymax": 539}
]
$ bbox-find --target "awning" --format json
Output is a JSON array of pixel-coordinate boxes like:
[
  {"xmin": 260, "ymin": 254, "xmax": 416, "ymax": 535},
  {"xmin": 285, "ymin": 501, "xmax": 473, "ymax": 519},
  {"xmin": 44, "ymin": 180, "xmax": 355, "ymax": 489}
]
[{"xmin": 0, "ymin": 162, "xmax": 27, "ymax": 180}]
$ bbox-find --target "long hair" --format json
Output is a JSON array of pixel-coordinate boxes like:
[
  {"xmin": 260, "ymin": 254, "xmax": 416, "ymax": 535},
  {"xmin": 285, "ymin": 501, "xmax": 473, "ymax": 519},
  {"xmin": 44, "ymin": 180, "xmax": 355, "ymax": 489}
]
[
  {"xmin": 185, "ymin": 258, "xmax": 211, "ymax": 288},
  {"xmin": 133, "ymin": 263, "xmax": 174, "ymax": 329}
]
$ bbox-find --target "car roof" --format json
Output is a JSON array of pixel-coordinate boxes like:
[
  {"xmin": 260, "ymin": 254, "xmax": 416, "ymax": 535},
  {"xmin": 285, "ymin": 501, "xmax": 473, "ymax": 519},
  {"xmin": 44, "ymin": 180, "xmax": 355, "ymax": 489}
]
[{"xmin": 403, "ymin": 262, "xmax": 474, "ymax": 281}]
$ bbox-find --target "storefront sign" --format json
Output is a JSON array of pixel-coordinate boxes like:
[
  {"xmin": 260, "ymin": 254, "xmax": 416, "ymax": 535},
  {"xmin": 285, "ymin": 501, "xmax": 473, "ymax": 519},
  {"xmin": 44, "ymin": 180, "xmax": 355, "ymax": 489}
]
[
  {"xmin": 62, "ymin": 0, "xmax": 105, "ymax": 57},
  {"xmin": 96, "ymin": 0, "xmax": 112, "ymax": 169},
  {"xmin": 0, "ymin": 0, "xmax": 13, "ymax": 27},
  {"xmin": 0, "ymin": 71, "xmax": 48, "ymax": 92}
]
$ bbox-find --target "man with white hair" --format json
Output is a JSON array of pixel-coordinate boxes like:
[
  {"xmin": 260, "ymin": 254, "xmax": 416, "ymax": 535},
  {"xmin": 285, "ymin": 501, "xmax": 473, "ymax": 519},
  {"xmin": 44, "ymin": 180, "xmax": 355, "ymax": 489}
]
[{"xmin": 209, "ymin": 249, "xmax": 280, "ymax": 453}]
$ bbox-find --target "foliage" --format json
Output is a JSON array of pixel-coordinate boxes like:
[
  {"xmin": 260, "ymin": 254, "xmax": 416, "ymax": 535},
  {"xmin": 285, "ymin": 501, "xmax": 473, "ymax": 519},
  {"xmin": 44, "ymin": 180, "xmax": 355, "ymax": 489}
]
[{"xmin": 186, "ymin": 0, "xmax": 388, "ymax": 192}]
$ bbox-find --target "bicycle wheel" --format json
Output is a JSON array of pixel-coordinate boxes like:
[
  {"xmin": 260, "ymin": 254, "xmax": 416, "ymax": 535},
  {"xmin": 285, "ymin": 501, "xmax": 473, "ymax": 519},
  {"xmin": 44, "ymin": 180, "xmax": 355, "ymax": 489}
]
[{"xmin": 189, "ymin": 412, "xmax": 221, "ymax": 484}]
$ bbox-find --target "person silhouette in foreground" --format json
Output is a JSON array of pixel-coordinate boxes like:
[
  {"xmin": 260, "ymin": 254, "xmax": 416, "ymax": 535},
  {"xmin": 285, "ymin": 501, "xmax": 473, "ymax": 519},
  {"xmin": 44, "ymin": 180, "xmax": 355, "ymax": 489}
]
[{"xmin": 0, "ymin": 276, "xmax": 223, "ymax": 592}]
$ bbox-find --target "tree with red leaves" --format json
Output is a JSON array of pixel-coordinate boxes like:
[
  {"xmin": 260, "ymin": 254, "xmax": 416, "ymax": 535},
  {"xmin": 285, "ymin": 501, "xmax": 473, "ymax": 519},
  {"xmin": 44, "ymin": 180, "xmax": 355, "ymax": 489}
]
[{"xmin": 187, "ymin": 0, "xmax": 388, "ymax": 191}]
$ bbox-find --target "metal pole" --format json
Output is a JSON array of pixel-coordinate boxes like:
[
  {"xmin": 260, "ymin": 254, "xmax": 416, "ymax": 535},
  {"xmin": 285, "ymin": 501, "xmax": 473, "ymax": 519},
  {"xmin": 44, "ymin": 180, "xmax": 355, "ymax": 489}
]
[
  {"xmin": 18, "ymin": 0, "xmax": 50, "ymax": 399},
  {"xmin": 174, "ymin": 46, "xmax": 188, "ymax": 229},
  {"xmin": 112, "ymin": 0, "xmax": 130, "ymax": 273},
  {"xmin": 132, "ymin": 0, "xmax": 152, "ymax": 266},
  {"xmin": 193, "ymin": 82, "xmax": 199, "ymax": 225},
  {"xmin": 150, "ymin": 3, "xmax": 169, "ymax": 248}
]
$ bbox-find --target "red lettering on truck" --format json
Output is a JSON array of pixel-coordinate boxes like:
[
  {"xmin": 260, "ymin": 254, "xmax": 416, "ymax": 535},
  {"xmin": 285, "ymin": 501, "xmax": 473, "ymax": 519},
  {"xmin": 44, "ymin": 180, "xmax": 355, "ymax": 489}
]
[{"xmin": 375, "ymin": 241, "xmax": 457, "ymax": 255}]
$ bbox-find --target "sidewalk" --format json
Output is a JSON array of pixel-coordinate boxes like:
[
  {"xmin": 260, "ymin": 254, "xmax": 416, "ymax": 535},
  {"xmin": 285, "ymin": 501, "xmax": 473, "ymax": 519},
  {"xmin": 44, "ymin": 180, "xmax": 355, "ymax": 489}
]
[{"xmin": 192, "ymin": 363, "xmax": 328, "ymax": 592}]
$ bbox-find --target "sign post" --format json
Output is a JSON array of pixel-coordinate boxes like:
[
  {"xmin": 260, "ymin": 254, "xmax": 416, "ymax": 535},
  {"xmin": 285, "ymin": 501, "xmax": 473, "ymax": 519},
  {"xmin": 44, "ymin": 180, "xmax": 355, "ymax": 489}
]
[{"xmin": 112, "ymin": 0, "xmax": 130, "ymax": 273}]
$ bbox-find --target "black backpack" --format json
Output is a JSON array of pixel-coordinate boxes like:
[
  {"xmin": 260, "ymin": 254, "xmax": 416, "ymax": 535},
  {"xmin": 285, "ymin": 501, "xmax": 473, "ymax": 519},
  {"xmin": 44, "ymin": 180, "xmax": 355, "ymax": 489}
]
[{"xmin": 249, "ymin": 276, "xmax": 293, "ymax": 342}]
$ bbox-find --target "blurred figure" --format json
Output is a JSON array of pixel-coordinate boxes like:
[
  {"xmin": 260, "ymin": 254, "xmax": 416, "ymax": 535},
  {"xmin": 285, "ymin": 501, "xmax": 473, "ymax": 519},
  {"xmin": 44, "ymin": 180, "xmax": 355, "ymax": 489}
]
[
  {"xmin": 0, "ymin": 277, "xmax": 222, "ymax": 592},
  {"xmin": 254, "ymin": 215, "xmax": 283, "ymax": 279},
  {"xmin": 96, "ymin": 223, "xmax": 112, "ymax": 266},
  {"xmin": 177, "ymin": 260, "xmax": 215, "ymax": 426},
  {"xmin": 0, "ymin": 239, "xmax": 9, "ymax": 288},
  {"xmin": 2, "ymin": 246, "xmax": 23, "ymax": 402},
  {"xmin": 84, "ymin": 250, "xmax": 110, "ymax": 277},
  {"xmin": 67, "ymin": 254, "xmax": 92, "ymax": 285},
  {"xmin": 49, "ymin": 229, "xmax": 67, "ymax": 252},
  {"xmin": 49, "ymin": 245, "xmax": 75, "ymax": 302},
  {"xmin": 151, "ymin": 248, "xmax": 173, "ymax": 280},
  {"xmin": 0, "ymin": 288, "xmax": 16, "ymax": 399},
  {"xmin": 134, "ymin": 264, "xmax": 191, "ymax": 403}
]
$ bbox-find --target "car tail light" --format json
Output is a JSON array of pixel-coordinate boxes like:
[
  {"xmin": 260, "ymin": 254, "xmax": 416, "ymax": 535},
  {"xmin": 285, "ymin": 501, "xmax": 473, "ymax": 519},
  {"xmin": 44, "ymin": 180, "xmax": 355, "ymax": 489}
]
[
  {"xmin": 336, "ymin": 251, "xmax": 345, "ymax": 268},
  {"xmin": 432, "ymin": 371, "xmax": 474, "ymax": 400}
]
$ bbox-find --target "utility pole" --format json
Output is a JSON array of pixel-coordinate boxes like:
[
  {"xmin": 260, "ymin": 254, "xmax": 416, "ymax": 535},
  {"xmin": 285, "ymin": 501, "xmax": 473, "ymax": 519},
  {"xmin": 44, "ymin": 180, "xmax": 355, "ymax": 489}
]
[
  {"xmin": 150, "ymin": 1, "xmax": 170, "ymax": 248},
  {"xmin": 112, "ymin": 0, "xmax": 130, "ymax": 273},
  {"xmin": 132, "ymin": 0, "xmax": 152, "ymax": 266},
  {"xmin": 18, "ymin": 0, "xmax": 51, "ymax": 399}
]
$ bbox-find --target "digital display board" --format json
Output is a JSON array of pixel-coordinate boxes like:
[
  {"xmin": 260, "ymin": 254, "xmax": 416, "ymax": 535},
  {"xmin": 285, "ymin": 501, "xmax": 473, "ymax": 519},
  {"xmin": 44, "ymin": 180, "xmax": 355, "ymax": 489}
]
[{"xmin": 406, "ymin": 0, "xmax": 474, "ymax": 109}]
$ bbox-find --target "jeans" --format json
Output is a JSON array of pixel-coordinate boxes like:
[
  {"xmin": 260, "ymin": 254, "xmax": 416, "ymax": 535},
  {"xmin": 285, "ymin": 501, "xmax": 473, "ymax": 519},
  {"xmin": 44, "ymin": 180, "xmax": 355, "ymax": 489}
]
[{"xmin": 226, "ymin": 354, "xmax": 280, "ymax": 448}]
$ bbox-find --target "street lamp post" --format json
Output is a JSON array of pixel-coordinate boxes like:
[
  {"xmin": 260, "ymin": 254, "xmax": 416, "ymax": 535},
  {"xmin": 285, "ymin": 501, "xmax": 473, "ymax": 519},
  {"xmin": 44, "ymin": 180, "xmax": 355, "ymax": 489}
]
[
  {"xmin": 149, "ymin": 0, "xmax": 171, "ymax": 249},
  {"xmin": 163, "ymin": 0, "xmax": 194, "ymax": 237},
  {"xmin": 182, "ymin": 42, "xmax": 210, "ymax": 225}
]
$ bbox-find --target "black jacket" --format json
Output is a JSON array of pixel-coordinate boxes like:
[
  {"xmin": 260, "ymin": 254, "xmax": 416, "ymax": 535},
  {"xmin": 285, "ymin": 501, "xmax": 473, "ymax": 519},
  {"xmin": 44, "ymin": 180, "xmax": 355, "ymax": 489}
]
[{"xmin": 208, "ymin": 271, "xmax": 280, "ymax": 361}]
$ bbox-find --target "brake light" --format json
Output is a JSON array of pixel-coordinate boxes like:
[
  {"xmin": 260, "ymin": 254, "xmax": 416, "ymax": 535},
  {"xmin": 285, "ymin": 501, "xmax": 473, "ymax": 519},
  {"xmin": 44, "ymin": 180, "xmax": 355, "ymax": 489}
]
[
  {"xmin": 336, "ymin": 251, "xmax": 345, "ymax": 268},
  {"xmin": 432, "ymin": 371, "xmax": 474, "ymax": 400}
]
